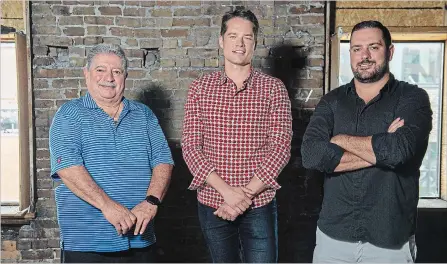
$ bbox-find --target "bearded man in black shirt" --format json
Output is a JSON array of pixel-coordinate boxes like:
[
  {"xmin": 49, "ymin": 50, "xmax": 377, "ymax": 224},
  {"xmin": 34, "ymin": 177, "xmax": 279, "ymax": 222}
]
[{"xmin": 301, "ymin": 20, "xmax": 432, "ymax": 263}]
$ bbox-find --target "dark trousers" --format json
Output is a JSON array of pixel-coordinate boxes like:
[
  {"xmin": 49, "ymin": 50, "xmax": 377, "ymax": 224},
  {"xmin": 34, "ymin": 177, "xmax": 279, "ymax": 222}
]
[
  {"xmin": 198, "ymin": 199, "xmax": 278, "ymax": 263},
  {"xmin": 62, "ymin": 245, "xmax": 155, "ymax": 263}
]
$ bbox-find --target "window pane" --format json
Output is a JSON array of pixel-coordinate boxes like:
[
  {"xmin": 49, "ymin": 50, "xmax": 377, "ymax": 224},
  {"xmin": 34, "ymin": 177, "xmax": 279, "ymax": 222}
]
[
  {"xmin": 1, "ymin": 42, "xmax": 19, "ymax": 204},
  {"xmin": 339, "ymin": 42, "xmax": 444, "ymax": 197}
]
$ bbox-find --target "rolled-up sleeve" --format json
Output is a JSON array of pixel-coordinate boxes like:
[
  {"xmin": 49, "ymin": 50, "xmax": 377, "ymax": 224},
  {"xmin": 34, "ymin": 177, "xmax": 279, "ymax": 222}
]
[
  {"xmin": 49, "ymin": 109, "xmax": 84, "ymax": 180},
  {"xmin": 145, "ymin": 107, "xmax": 174, "ymax": 168},
  {"xmin": 182, "ymin": 80, "xmax": 215, "ymax": 190},
  {"xmin": 301, "ymin": 98, "xmax": 344, "ymax": 173},
  {"xmin": 372, "ymin": 88, "xmax": 432, "ymax": 169},
  {"xmin": 253, "ymin": 81, "xmax": 292, "ymax": 190}
]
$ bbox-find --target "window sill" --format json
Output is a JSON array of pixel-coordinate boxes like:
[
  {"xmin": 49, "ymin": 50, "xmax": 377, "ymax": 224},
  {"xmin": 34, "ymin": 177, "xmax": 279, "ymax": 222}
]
[
  {"xmin": 417, "ymin": 199, "xmax": 447, "ymax": 209},
  {"xmin": 1, "ymin": 205, "xmax": 35, "ymax": 225}
]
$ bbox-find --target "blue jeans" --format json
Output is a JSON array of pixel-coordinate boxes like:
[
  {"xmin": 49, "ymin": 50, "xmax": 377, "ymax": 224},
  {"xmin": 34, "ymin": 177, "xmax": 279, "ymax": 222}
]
[{"xmin": 198, "ymin": 199, "xmax": 278, "ymax": 263}]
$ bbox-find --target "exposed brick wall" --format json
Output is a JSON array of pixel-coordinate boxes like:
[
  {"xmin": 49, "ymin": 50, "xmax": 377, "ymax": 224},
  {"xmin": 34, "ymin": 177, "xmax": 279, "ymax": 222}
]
[{"xmin": 2, "ymin": 1, "xmax": 326, "ymax": 262}]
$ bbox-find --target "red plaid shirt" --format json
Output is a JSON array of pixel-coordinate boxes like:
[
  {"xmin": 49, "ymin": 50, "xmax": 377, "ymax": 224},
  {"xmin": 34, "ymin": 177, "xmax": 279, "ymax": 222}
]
[{"xmin": 182, "ymin": 69, "xmax": 292, "ymax": 209}]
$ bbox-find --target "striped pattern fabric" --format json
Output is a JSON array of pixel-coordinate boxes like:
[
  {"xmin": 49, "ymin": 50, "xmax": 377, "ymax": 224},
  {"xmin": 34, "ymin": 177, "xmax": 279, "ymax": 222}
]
[
  {"xmin": 49, "ymin": 92, "xmax": 173, "ymax": 252},
  {"xmin": 182, "ymin": 69, "xmax": 293, "ymax": 209}
]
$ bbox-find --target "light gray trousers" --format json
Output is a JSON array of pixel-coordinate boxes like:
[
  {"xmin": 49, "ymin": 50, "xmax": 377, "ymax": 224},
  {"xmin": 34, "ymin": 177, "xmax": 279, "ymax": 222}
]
[{"xmin": 313, "ymin": 227, "xmax": 416, "ymax": 263}]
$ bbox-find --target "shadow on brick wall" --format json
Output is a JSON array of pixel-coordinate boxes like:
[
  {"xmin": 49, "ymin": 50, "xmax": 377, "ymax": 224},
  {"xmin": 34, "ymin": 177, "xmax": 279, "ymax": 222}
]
[
  {"xmin": 137, "ymin": 84, "xmax": 210, "ymax": 262},
  {"xmin": 266, "ymin": 44, "xmax": 324, "ymax": 262}
]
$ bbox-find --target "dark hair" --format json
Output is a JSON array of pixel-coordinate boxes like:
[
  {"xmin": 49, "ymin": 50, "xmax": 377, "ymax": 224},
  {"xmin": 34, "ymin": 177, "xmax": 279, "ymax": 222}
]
[
  {"xmin": 220, "ymin": 7, "xmax": 259, "ymax": 41},
  {"xmin": 351, "ymin": 20, "xmax": 392, "ymax": 49}
]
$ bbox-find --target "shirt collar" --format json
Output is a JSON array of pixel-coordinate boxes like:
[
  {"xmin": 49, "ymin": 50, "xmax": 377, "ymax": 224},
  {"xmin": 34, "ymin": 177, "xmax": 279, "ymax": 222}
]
[
  {"xmin": 219, "ymin": 67, "xmax": 256, "ymax": 89},
  {"xmin": 82, "ymin": 92, "xmax": 138, "ymax": 111},
  {"xmin": 346, "ymin": 73, "xmax": 397, "ymax": 96}
]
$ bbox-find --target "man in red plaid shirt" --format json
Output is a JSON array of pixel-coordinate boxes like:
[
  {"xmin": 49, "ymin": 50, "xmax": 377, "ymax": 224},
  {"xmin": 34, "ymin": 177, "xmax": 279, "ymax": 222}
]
[{"xmin": 182, "ymin": 7, "xmax": 292, "ymax": 263}]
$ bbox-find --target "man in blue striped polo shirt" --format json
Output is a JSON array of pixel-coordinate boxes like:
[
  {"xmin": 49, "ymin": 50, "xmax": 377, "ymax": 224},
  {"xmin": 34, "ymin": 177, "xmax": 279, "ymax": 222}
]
[{"xmin": 49, "ymin": 44, "xmax": 174, "ymax": 263}]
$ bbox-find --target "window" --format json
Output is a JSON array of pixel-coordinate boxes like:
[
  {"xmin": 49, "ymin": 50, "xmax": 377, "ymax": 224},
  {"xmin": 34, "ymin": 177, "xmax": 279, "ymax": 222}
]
[
  {"xmin": 1, "ymin": 32, "xmax": 33, "ymax": 219},
  {"xmin": 331, "ymin": 30, "xmax": 447, "ymax": 200}
]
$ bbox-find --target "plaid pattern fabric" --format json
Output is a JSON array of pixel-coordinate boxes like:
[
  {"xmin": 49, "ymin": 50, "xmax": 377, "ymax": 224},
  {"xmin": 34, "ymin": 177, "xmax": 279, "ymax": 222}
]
[{"xmin": 182, "ymin": 69, "xmax": 292, "ymax": 209}]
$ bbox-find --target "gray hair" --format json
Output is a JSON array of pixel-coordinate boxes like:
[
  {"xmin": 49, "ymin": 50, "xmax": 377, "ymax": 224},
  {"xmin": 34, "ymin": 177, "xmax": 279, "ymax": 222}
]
[{"xmin": 86, "ymin": 44, "xmax": 128, "ymax": 73}]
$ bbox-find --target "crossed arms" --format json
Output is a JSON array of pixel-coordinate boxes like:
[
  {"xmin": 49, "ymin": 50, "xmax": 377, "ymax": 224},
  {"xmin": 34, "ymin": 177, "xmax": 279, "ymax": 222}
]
[{"xmin": 301, "ymin": 89, "xmax": 432, "ymax": 174}]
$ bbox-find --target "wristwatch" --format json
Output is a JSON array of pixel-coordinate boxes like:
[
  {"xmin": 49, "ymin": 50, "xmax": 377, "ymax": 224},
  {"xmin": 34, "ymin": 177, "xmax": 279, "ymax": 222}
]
[{"xmin": 145, "ymin": 195, "xmax": 161, "ymax": 206}]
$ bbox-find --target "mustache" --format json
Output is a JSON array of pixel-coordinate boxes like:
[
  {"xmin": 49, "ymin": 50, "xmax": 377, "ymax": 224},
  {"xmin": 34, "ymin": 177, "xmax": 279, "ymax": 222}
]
[
  {"xmin": 358, "ymin": 59, "xmax": 375, "ymax": 65},
  {"xmin": 98, "ymin": 81, "xmax": 116, "ymax": 88}
]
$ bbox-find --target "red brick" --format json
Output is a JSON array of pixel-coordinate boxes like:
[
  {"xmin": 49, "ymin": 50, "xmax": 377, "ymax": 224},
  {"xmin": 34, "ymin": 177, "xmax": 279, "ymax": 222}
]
[
  {"xmin": 32, "ymin": 25, "xmax": 61, "ymax": 35},
  {"xmin": 63, "ymin": 27, "xmax": 85, "ymax": 36},
  {"xmin": 84, "ymin": 36, "xmax": 104, "ymax": 45},
  {"xmin": 150, "ymin": 69, "xmax": 177, "ymax": 80},
  {"xmin": 289, "ymin": 6, "xmax": 306, "ymax": 14},
  {"xmin": 33, "ymin": 57, "xmax": 55, "ymax": 66},
  {"xmin": 310, "ymin": 7, "xmax": 324, "ymax": 13},
  {"xmin": 300, "ymin": 15, "xmax": 325, "ymax": 25},
  {"xmin": 56, "ymin": 99, "xmax": 70, "ymax": 107},
  {"xmin": 98, "ymin": 6, "xmax": 122, "ymax": 16},
  {"xmin": 32, "ymin": 4, "xmax": 52, "ymax": 14},
  {"xmin": 125, "ymin": 38, "xmax": 139, "ymax": 47},
  {"xmin": 134, "ymin": 29, "xmax": 161, "ymax": 38},
  {"xmin": 34, "ymin": 100, "xmax": 55, "ymax": 109},
  {"xmin": 52, "ymin": 5, "xmax": 71, "ymax": 15},
  {"xmin": 87, "ymin": 26, "xmax": 107, "ymax": 35},
  {"xmin": 84, "ymin": 16, "xmax": 114, "ymax": 25},
  {"xmin": 110, "ymin": 27, "xmax": 135, "ymax": 37},
  {"xmin": 52, "ymin": 79, "xmax": 80, "ymax": 89},
  {"xmin": 34, "ymin": 90, "xmax": 62, "ymax": 100},
  {"xmin": 150, "ymin": 8, "xmax": 172, "ymax": 17},
  {"xmin": 123, "ymin": 49, "xmax": 145, "ymax": 58},
  {"xmin": 179, "ymin": 70, "xmax": 201, "ymax": 79},
  {"xmin": 103, "ymin": 37, "xmax": 122, "ymax": 45},
  {"xmin": 172, "ymin": 18, "xmax": 211, "ymax": 27},
  {"xmin": 161, "ymin": 29, "xmax": 189, "ymax": 37},
  {"xmin": 139, "ymin": 39, "xmax": 162, "ymax": 49},
  {"xmin": 72, "ymin": 6, "xmax": 95, "ymax": 15},
  {"xmin": 141, "ymin": 1, "xmax": 156, "ymax": 7},
  {"xmin": 32, "ymin": 14, "xmax": 57, "ymax": 25},
  {"xmin": 58, "ymin": 16, "xmax": 83, "ymax": 26},
  {"xmin": 34, "ymin": 79, "xmax": 50, "ymax": 89},
  {"xmin": 127, "ymin": 69, "xmax": 147, "ymax": 79},
  {"xmin": 202, "ymin": 6, "xmax": 232, "ymax": 15},
  {"xmin": 64, "ymin": 69, "xmax": 83, "ymax": 77},
  {"xmin": 125, "ymin": 1, "xmax": 141, "ymax": 6},
  {"xmin": 64, "ymin": 89, "xmax": 79, "ymax": 99},
  {"xmin": 123, "ymin": 7, "xmax": 146, "ymax": 17},
  {"xmin": 34, "ymin": 46, "xmax": 49, "ymax": 56},
  {"xmin": 173, "ymin": 8, "xmax": 201, "ymax": 16},
  {"xmin": 35, "ymin": 69, "xmax": 65, "ymax": 78},
  {"xmin": 116, "ymin": 17, "xmax": 142, "ymax": 27}
]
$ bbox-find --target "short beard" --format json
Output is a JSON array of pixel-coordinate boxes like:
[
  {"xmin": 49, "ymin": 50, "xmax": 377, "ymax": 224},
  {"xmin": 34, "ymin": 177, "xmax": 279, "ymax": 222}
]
[{"xmin": 352, "ymin": 58, "xmax": 389, "ymax": 84}]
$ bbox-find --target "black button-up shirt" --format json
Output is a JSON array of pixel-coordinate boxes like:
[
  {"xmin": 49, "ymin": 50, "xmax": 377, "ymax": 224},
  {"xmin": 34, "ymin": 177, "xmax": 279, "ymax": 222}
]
[{"xmin": 301, "ymin": 74, "xmax": 432, "ymax": 248}]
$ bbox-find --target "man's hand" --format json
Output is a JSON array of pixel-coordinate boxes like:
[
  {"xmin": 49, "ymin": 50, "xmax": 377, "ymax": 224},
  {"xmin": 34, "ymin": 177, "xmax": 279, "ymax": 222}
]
[
  {"xmin": 101, "ymin": 200, "xmax": 136, "ymax": 236},
  {"xmin": 388, "ymin": 117, "xmax": 404, "ymax": 133},
  {"xmin": 131, "ymin": 201, "xmax": 158, "ymax": 235},
  {"xmin": 240, "ymin": 186, "xmax": 256, "ymax": 199},
  {"xmin": 214, "ymin": 203, "xmax": 239, "ymax": 221},
  {"xmin": 221, "ymin": 186, "xmax": 252, "ymax": 214}
]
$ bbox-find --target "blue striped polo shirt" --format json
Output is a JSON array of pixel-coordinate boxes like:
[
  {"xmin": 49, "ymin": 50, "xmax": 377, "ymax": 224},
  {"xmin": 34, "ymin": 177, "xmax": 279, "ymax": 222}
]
[{"xmin": 49, "ymin": 92, "xmax": 174, "ymax": 252}]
